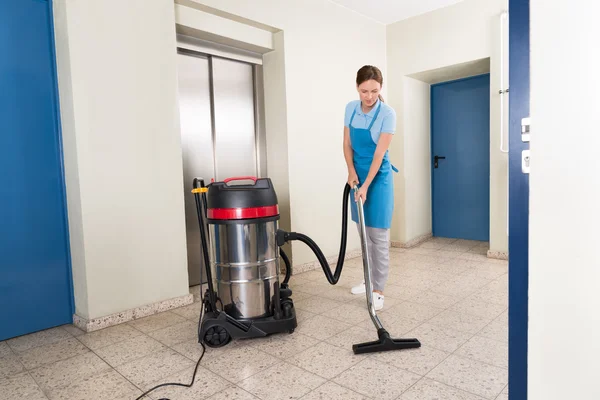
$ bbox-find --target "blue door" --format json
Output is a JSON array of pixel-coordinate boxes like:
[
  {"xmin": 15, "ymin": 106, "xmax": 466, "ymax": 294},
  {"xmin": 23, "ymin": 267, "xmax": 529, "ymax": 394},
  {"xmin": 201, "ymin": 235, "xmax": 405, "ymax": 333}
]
[
  {"xmin": 0, "ymin": 0, "xmax": 74, "ymax": 340},
  {"xmin": 508, "ymin": 0, "xmax": 530, "ymax": 398},
  {"xmin": 431, "ymin": 74, "xmax": 490, "ymax": 241}
]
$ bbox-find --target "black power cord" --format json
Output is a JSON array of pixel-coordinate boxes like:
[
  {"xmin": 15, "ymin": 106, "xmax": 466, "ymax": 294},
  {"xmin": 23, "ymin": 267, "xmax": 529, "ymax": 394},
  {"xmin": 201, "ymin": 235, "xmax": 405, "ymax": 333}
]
[
  {"xmin": 134, "ymin": 184, "xmax": 210, "ymax": 400},
  {"xmin": 134, "ymin": 343, "xmax": 206, "ymax": 400}
]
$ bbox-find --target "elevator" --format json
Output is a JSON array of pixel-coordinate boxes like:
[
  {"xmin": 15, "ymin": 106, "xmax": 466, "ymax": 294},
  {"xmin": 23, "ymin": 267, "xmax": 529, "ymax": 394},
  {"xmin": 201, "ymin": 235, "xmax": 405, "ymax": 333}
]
[{"xmin": 175, "ymin": 35, "xmax": 267, "ymax": 286}]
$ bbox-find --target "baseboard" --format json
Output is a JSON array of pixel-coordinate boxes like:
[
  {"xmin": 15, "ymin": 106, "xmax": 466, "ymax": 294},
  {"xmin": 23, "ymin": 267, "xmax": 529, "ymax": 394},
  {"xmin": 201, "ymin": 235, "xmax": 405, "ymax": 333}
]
[
  {"xmin": 292, "ymin": 249, "xmax": 362, "ymax": 275},
  {"xmin": 487, "ymin": 250, "xmax": 509, "ymax": 260},
  {"xmin": 73, "ymin": 293, "xmax": 194, "ymax": 333},
  {"xmin": 391, "ymin": 232, "xmax": 433, "ymax": 249}
]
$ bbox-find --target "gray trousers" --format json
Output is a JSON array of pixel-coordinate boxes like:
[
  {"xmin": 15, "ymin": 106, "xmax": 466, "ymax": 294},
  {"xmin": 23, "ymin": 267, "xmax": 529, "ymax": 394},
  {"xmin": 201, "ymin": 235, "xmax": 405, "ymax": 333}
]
[{"xmin": 357, "ymin": 224, "xmax": 390, "ymax": 292}]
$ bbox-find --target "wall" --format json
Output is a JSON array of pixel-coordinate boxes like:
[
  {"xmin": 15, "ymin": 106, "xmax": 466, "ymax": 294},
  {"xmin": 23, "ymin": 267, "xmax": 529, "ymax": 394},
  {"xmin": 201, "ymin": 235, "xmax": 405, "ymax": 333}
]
[
  {"xmin": 183, "ymin": 0, "xmax": 387, "ymax": 265},
  {"xmin": 53, "ymin": 0, "xmax": 190, "ymax": 320},
  {"xmin": 402, "ymin": 77, "xmax": 431, "ymax": 241},
  {"xmin": 386, "ymin": 0, "xmax": 508, "ymax": 253},
  {"xmin": 528, "ymin": 0, "xmax": 600, "ymax": 397},
  {"xmin": 52, "ymin": 0, "xmax": 386, "ymax": 321}
]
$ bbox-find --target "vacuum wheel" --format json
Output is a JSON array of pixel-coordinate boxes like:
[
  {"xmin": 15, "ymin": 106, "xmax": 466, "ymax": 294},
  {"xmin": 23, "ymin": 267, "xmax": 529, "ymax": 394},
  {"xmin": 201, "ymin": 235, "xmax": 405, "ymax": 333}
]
[{"xmin": 203, "ymin": 325, "xmax": 230, "ymax": 348}]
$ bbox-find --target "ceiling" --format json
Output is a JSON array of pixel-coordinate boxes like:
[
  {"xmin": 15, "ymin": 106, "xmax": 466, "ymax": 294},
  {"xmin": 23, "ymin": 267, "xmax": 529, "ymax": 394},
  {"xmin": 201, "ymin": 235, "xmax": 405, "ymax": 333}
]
[{"xmin": 329, "ymin": 0, "xmax": 465, "ymax": 24}]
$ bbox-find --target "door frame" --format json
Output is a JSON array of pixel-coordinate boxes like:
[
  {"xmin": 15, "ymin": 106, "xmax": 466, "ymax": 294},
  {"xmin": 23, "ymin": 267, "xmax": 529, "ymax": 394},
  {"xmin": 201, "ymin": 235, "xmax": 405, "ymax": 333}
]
[
  {"xmin": 430, "ymin": 73, "xmax": 491, "ymax": 240},
  {"xmin": 508, "ymin": 0, "xmax": 530, "ymax": 398}
]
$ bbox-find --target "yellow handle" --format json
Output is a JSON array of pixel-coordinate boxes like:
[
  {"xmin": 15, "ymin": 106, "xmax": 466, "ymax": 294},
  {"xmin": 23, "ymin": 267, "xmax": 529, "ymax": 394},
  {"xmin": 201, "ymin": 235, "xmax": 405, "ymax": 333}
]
[{"xmin": 191, "ymin": 188, "xmax": 208, "ymax": 193}]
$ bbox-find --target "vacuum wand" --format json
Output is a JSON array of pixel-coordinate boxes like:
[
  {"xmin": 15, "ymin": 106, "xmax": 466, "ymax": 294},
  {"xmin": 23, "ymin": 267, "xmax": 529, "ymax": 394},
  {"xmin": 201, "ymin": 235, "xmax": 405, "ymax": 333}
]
[
  {"xmin": 354, "ymin": 185, "xmax": 384, "ymax": 331},
  {"xmin": 351, "ymin": 185, "xmax": 422, "ymax": 355}
]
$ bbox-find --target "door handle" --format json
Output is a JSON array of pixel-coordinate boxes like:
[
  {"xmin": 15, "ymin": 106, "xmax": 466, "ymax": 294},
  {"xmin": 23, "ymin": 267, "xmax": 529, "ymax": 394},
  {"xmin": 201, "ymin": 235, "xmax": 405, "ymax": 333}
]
[{"xmin": 434, "ymin": 155, "xmax": 446, "ymax": 168}]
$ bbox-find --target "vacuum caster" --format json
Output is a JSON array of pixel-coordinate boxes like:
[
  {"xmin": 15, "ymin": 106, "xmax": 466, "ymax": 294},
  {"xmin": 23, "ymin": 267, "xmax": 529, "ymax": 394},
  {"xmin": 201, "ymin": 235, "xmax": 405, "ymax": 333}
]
[{"xmin": 203, "ymin": 325, "xmax": 231, "ymax": 348}]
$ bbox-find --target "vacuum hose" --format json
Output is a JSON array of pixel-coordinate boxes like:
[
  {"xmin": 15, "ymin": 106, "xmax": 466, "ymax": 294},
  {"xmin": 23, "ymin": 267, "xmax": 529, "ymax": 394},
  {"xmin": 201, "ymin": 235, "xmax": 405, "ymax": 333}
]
[{"xmin": 278, "ymin": 183, "xmax": 351, "ymax": 285}]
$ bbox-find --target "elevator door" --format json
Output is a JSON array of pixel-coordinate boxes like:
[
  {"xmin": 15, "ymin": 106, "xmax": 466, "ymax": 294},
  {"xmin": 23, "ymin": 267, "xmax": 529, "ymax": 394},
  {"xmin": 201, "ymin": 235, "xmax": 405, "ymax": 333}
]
[{"xmin": 176, "ymin": 50, "xmax": 259, "ymax": 286}]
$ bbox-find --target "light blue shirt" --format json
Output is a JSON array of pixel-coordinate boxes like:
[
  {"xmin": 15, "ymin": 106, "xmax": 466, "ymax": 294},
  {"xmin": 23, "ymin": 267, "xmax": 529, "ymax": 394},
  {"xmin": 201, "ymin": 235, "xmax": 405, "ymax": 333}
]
[{"xmin": 344, "ymin": 99, "xmax": 396, "ymax": 144}]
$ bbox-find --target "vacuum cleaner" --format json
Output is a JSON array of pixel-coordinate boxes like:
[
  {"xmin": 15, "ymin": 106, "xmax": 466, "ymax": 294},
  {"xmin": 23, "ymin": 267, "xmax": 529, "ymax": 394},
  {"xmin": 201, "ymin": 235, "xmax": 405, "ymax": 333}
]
[{"xmin": 192, "ymin": 176, "xmax": 421, "ymax": 355}]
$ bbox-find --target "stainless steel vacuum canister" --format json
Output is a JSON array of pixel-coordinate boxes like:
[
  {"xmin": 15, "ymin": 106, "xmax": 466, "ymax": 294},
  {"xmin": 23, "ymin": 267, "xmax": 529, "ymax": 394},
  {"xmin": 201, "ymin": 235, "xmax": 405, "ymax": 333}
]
[{"xmin": 205, "ymin": 177, "xmax": 281, "ymax": 320}]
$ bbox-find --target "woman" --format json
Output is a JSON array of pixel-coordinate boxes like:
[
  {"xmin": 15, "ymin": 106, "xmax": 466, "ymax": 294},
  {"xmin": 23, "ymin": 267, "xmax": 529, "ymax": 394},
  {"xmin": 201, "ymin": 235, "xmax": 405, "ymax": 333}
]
[{"xmin": 344, "ymin": 65, "xmax": 397, "ymax": 311}]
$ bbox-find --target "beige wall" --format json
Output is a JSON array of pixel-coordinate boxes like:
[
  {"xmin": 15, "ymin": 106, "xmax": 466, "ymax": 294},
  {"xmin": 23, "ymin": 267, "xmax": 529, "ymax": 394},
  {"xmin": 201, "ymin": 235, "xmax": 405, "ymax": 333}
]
[
  {"xmin": 53, "ymin": 0, "xmax": 190, "ymax": 320},
  {"xmin": 52, "ymin": 0, "xmax": 386, "ymax": 320},
  {"xmin": 528, "ymin": 0, "xmax": 600, "ymax": 397},
  {"xmin": 402, "ymin": 77, "xmax": 432, "ymax": 241},
  {"xmin": 386, "ymin": 0, "xmax": 508, "ymax": 252}
]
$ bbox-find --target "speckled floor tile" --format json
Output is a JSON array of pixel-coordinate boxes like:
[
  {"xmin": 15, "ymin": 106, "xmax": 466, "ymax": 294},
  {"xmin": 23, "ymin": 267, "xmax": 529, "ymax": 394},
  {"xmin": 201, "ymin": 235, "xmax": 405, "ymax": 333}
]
[
  {"xmin": 207, "ymin": 386, "xmax": 259, "ymax": 399},
  {"xmin": 409, "ymin": 290, "xmax": 462, "ymax": 309},
  {"xmin": 0, "ymin": 351, "xmax": 25, "ymax": 378},
  {"xmin": 318, "ymin": 280, "xmax": 366, "ymax": 304},
  {"xmin": 46, "ymin": 369, "xmax": 141, "ymax": 400},
  {"xmin": 17, "ymin": 338, "xmax": 89, "ymax": 370},
  {"xmin": 7, "ymin": 327, "xmax": 72, "ymax": 353},
  {"xmin": 0, "ymin": 342, "xmax": 12, "ymax": 357},
  {"xmin": 455, "ymin": 335, "xmax": 508, "ymax": 369},
  {"xmin": 294, "ymin": 315, "xmax": 352, "ymax": 341},
  {"xmin": 29, "ymin": 352, "xmax": 111, "ymax": 392},
  {"xmin": 404, "ymin": 323, "xmax": 473, "ymax": 353},
  {"xmin": 295, "ymin": 308, "xmax": 318, "ymax": 324},
  {"xmin": 478, "ymin": 320, "xmax": 508, "ymax": 343},
  {"xmin": 382, "ymin": 301, "xmax": 444, "ymax": 322},
  {"xmin": 288, "ymin": 342, "xmax": 364, "ymax": 379},
  {"xmin": 201, "ymin": 343, "xmax": 279, "ymax": 383},
  {"xmin": 294, "ymin": 280, "xmax": 338, "ymax": 296},
  {"xmin": 77, "ymin": 324, "xmax": 142, "ymax": 351},
  {"xmin": 172, "ymin": 338, "xmax": 248, "ymax": 363},
  {"xmin": 371, "ymin": 345, "xmax": 450, "ymax": 376},
  {"xmin": 294, "ymin": 296, "xmax": 344, "ymax": 315},
  {"xmin": 145, "ymin": 365, "xmax": 231, "ymax": 400},
  {"xmin": 428, "ymin": 310, "xmax": 490, "ymax": 334},
  {"xmin": 299, "ymin": 381, "xmax": 368, "ymax": 400},
  {"xmin": 324, "ymin": 326, "xmax": 378, "ymax": 350},
  {"xmin": 94, "ymin": 334, "xmax": 167, "ymax": 367},
  {"xmin": 449, "ymin": 299, "xmax": 507, "ymax": 321},
  {"xmin": 399, "ymin": 377, "xmax": 485, "ymax": 400},
  {"xmin": 61, "ymin": 325, "xmax": 85, "ymax": 337},
  {"xmin": 238, "ymin": 362, "xmax": 326, "ymax": 400},
  {"xmin": 466, "ymin": 288, "xmax": 508, "ymax": 307},
  {"xmin": 333, "ymin": 357, "xmax": 421, "ymax": 400},
  {"xmin": 249, "ymin": 331, "xmax": 319, "ymax": 359},
  {"xmin": 370, "ymin": 285, "xmax": 424, "ymax": 302},
  {"xmin": 115, "ymin": 348, "xmax": 195, "ymax": 390},
  {"xmin": 171, "ymin": 301, "xmax": 203, "ymax": 321},
  {"xmin": 358, "ymin": 315, "xmax": 422, "ymax": 338},
  {"xmin": 462, "ymin": 264, "xmax": 507, "ymax": 280},
  {"xmin": 128, "ymin": 311, "xmax": 187, "ymax": 333},
  {"xmin": 427, "ymin": 355, "xmax": 508, "ymax": 399},
  {"xmin": 321, "ymin": 302, "xmax": 371, "ymax": 325},
  {"xmin": 0, "ymin": 372, "xmax": 47, "ymax": 400},
  {"xmin": 148, "ymin": 320, "xmax": 197, "ymax": 347}
]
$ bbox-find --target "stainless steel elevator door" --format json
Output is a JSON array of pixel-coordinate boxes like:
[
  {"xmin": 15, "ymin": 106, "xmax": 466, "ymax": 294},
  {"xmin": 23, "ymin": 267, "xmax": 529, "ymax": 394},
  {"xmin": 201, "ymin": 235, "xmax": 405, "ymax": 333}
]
[
  {"xmin": 212, "ymin": 57, "xmax": 258, "ymax": 180},
  {"xmin": 176, "ymin": 51, "xmax": 213, "ymax": 286}
]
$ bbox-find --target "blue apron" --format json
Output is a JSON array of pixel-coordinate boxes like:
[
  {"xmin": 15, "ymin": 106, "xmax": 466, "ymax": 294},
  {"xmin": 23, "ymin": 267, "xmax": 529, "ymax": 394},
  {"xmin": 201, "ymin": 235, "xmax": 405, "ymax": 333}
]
[{"xmin": 349, "ymin": 102, "xmax": 398, "ymax": 229}]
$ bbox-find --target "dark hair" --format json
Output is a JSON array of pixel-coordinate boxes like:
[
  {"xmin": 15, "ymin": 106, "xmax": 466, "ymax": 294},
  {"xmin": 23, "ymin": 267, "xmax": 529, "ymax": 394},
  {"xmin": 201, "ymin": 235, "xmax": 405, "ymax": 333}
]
[{"xmin": 356, "ymin": 65, "xmax": 384, "ymax": 102}]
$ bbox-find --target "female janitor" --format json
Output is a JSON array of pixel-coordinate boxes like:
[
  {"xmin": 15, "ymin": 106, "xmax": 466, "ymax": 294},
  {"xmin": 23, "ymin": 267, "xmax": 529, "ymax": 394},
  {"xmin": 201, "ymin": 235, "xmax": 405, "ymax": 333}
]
[{"xmin": 344, "ymin": 65, "xmax": 398, "ymax": 311}]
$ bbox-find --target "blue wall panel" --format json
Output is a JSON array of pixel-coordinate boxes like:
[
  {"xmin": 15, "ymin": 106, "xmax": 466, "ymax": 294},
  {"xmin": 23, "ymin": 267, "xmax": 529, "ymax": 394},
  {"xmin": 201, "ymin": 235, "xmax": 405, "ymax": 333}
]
[{"xmin": 0, "ymin": 0, "xmax": 74, "ymax": 340}]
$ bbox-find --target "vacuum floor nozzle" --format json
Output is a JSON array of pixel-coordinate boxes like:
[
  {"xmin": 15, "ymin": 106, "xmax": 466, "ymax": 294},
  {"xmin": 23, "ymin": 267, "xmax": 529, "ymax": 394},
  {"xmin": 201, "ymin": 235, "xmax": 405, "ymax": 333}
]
[{"xmin": 352, "ymin": 328, "xmax": 421, "ymax": 355}]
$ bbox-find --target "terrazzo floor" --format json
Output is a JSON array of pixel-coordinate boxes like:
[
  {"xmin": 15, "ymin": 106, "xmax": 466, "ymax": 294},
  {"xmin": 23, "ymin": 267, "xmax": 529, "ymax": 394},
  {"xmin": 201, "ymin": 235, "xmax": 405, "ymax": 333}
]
[{"xmin": 0, "ymin": 237, "xmax": 508, "ymax": 400}]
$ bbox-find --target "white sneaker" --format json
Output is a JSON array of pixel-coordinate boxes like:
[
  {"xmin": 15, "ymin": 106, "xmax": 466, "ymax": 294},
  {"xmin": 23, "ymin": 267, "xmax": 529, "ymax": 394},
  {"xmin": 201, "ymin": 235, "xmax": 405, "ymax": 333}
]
[
  {"xmin": 373, "ymin": 293, "xmax": 384, "ymax": 311},
  {"xmin": 350, "ymin": 281, "xmax": 366, "ymax": 295}
]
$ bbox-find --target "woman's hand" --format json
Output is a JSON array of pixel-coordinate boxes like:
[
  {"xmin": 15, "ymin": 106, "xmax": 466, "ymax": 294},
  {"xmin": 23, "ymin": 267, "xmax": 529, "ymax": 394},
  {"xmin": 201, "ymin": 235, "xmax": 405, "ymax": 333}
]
[
  {"xmin": 355, "ymin": 184, "xmax": 368, "ymax": 204},
  {"xmin": 347, "ymin": 171, "xmax": 359, "ymax": 188}
]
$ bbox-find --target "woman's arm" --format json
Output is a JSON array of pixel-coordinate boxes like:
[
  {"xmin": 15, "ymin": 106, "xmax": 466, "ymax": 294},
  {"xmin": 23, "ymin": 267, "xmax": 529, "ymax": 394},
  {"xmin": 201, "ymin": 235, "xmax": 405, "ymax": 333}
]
[
  {"xmin": 355, "ymin": 132, "xmax": 393, "ymax": 202},
  {"xmin": 362, "ymin": 133, "xmax": 393, "ymax": 189},
  {"xmin": 343, "ymin": 126, "xmax": 355, "ymax": 174},
  {"xmin": 344, "ymin": 126, "xmax": 359, "ymax": 186}
]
